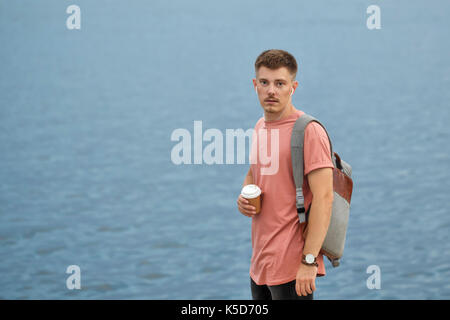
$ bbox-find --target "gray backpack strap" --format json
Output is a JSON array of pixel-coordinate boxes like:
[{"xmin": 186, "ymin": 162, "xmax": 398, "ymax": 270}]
[{"xmin": 291, "ymin": 114, "xmax": 335, "ymax": 223}]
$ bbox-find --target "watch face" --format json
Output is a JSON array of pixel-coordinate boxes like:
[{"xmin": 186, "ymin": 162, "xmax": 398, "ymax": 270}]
[{"xmin": 306, "ymin": 254, "xmax": 315, "ymax": 264}]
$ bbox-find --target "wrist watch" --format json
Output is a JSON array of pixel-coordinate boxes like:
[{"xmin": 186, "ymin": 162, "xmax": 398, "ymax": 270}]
[{"xmin": 302, "ymin": 254, "xmax": 318, "ymax": 267}]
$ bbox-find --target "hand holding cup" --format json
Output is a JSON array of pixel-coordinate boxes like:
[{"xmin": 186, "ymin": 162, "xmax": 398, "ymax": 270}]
[{"xmin": 237, "ymin": 184, "xmax": 262, "ymax": 218}]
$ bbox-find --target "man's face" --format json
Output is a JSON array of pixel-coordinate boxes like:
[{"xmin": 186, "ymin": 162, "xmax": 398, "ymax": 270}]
[{"xmin": 253, "ymin": 66, "xmax": 297, "ymax": 114}]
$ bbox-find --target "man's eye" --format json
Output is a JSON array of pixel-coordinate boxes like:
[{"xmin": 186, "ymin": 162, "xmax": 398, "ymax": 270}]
[{"xmin": 277, "ymin": 82, "xmax": 283, "ymax": 86}]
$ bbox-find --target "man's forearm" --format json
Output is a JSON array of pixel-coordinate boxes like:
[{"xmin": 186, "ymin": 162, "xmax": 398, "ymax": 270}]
[
  {"xmin": 242, "ymin": 169, "xmax": 253, "ymax": 187},
  {"xmin": 303, "ymin": 194, "xmax": 334, "ymax": 257}
]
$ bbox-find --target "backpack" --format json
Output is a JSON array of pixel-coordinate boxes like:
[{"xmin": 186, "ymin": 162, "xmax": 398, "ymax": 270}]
[{"xmin": 291, "ymin": 113, "xmax": 353, "ymax": 267}]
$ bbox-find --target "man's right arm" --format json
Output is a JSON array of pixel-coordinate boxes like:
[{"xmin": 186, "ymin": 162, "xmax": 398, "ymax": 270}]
[
  {"xmin": 242, "ymin": 167, "xmax": 253, "ymax": 187},
  {"xmin": 237, "ymin": 167, "xmax": 257, "ymax": 217}
]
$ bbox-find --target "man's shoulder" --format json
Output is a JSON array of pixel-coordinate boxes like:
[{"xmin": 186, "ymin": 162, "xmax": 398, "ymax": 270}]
[
  {"xmin": 254, "ymin": 116, "xmax": 264, "ymax": 128},
  {"xmin": 305, "ymin": 120, "xmax": 328, "ymax": 137},
  {"xmin": 291, "ymin": 110, "xmax": 327, "ymax": 137},
  {"xmin": 305, "ymin": 120, "xmax": 324, "ymax": 131},
  {"xmin": 294, "ymin": 108, "xmax": 305, "ymax": 118}
]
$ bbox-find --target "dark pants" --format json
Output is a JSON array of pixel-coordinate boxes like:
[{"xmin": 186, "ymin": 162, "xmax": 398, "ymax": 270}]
[{"xmin": 250, "ymin": 277, "xmax": 314, "ymax": 300}]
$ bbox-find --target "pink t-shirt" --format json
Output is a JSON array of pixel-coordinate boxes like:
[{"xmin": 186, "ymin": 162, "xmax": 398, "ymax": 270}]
[{"xmin": 249, "ymin": 109, "xmax": 334, "ymax": 286}]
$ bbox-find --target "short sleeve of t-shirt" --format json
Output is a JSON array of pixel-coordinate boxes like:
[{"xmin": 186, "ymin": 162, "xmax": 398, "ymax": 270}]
[{"xmin": 304, "ymin": 122, "xmax": 334, "ymax": 175}]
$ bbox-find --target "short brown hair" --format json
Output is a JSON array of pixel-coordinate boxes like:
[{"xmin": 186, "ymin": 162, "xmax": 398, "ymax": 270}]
[{"xmin": 254, "ymin": 49, "xmax": 298, "ymax": 81}]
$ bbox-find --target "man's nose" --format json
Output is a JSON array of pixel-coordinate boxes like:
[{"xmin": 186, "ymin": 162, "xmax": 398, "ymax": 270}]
[{"xmin": 267, "ymin": 84, "xmax": 276, "ymax": 95}]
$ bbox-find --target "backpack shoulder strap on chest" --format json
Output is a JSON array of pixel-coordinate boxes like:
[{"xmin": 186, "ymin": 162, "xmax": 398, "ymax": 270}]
[{"xmin": 291, "ymin": 113, "xmax": 335, "ymax": 223}]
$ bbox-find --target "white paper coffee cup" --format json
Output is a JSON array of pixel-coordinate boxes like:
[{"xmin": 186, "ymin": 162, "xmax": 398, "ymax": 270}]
[{"xmin": 241, "ymin": 184, "xmax": 262, "ymax": 214}]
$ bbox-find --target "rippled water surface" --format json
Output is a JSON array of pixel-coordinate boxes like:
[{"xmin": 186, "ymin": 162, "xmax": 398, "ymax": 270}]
[{"xmin": 1, "ymin": 0, "xmax": 449, "ymax": 299}]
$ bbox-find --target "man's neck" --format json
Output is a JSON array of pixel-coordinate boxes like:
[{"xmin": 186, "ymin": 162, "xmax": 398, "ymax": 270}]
[{"xmin": 264, "ymin": 104, "xmax": 296, "ymax": 122}]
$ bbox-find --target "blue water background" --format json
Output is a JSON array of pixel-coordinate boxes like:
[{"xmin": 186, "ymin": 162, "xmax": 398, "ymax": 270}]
[{"xmin": 1, "ymin": 0, "xmax": 449, "ymax": 299}]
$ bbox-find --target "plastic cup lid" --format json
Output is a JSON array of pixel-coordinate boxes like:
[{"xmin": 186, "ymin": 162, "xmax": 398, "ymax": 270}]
[{"xmin": 241, "ymin": 184, "xmax": 261, "ymax": 199}]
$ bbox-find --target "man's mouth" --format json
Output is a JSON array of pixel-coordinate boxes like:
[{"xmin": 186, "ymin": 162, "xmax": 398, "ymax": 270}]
[{"xmin": 265, "ymin": 99, "xmax": 278, "ymax": 103}]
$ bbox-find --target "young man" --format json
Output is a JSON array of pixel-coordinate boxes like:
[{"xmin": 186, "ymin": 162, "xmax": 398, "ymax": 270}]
[{"xmin": 237, "ymin": 49, "xmax": 334, "ymax": 300}]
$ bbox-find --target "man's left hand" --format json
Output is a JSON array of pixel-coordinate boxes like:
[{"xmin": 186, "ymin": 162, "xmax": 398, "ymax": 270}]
[{"xmin": 295, "ymin": 263, "xmax": 317, "ymax": 296}]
